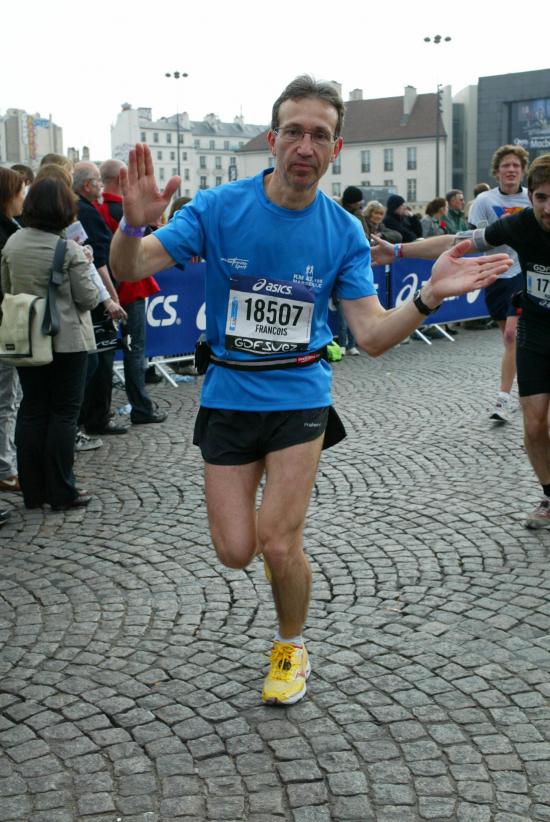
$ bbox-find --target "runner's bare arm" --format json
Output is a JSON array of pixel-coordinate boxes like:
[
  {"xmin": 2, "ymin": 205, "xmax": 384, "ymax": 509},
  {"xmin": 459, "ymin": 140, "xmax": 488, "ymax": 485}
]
[
  {"xmin": 110, "ymin": 144, "xmax": 180, "ymax": 281},
  {"xmin": 110, "ymin": 233, "xmax": 175, "ymax": 282},
  {"xmin": 371, "ymin": 234, "xmax": 467, "ymax": 266},
  {"xmin": 344, "ymin": 240, "xmax": 512, "ymax": 356}
]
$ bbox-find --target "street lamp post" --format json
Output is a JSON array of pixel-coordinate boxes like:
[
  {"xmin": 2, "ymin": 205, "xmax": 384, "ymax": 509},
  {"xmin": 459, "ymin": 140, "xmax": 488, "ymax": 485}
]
[
  {"xmin": 164, "ymin": 71, "xmax": 188, "ymax": 194},
  {"xmin": 423, "ymin": 36, "xmax": 451, "ymax": 197}
]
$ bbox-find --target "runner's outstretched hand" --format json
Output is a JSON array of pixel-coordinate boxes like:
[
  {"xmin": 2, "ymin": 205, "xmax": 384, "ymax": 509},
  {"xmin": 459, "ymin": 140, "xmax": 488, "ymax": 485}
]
[
  {"xmin": 120, "ymin": 144, "xmax": 181, "ymax": 227},
  {"xmin": 429, "ymin": 239, "xmax": 512, "ymax": 300}
]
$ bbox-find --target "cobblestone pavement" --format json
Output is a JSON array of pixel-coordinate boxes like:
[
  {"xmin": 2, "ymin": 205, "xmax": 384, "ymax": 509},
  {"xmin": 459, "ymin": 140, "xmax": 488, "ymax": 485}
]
[{"xmin": 1, "ymin": 328, "xmax": 550, "ymax": 822}]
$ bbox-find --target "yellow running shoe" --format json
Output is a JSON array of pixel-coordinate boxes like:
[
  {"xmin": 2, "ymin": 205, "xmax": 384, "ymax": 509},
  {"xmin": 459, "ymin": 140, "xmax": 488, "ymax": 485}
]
[
  {"xmin": 261, "ymin": 641, "xmax": 311, "ymax": 705},
  {"xmin": 263, "ymin": 555, "xmax": 272, "ymax": 584}
]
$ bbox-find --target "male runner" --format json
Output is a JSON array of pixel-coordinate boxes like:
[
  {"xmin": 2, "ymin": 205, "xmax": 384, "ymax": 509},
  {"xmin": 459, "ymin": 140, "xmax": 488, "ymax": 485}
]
[
  {"xmin": 372, "ymin": 154, "xmax": 550, "ymax": 529},
  {"xmin": 110, "ymin": 76, "xmax": 511, "ymax": 704},
  {"xmin": 469, "ymin": 145, "xmax": 530, "ymax": 423}
]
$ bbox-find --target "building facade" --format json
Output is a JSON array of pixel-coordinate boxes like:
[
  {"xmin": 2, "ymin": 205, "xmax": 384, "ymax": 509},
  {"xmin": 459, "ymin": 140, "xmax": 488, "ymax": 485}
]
[
  {"xmin": 238, "ymin": 86, "xmax": 456, "ymax": 210},
  {"xmin": 0, "ymin": 109, "xmax": 63, "ymax": 168},
  {"xmin": 476, "ymin": 68, "xmax": 550, "ymax": 184},
  {"xmin": 111, "ymin": 104, "xmax": 266, "ymax": 197}
]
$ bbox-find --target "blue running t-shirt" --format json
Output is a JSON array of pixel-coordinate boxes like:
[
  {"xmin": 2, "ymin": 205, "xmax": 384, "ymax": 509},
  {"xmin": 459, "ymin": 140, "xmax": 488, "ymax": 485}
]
[{"xmin": 155, "ymin": 170, "xmax": 376, "ymax": 411}]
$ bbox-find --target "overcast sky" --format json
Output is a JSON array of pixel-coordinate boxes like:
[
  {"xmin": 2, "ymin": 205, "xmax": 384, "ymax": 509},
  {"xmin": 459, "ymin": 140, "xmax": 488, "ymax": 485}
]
[{"xmin": 2, "ymin": 0, "xmax": 548, "ymax": 161}]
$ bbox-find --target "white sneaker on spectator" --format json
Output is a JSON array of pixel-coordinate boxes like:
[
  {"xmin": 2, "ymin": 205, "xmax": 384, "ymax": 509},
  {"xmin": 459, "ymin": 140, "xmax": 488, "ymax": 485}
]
[
  {"xmin": 490, "ymin": 392, "xmax": 511, "ymax": 423},
  {"xmin": 348, "ymin": 346, "xmax": 360, "ymax": 356},
  {"xmin": 75, "ymin": 431, "xmax": 103, "ymax": 451}
]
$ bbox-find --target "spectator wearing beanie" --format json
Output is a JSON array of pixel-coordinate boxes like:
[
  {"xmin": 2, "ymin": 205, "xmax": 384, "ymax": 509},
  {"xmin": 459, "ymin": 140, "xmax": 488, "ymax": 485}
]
[
  {"xmin": 340, "ymin": 186, "xmax": 369, "ymax": 238},
  {"xmin": 383, "ymin": 194, "xmax": 422, "ymax": 243}
]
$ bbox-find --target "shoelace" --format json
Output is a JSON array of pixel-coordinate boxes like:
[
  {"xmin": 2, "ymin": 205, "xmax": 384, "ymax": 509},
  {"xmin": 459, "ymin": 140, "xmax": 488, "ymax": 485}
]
[{"xmin": 269, "ymin": 643, "xmax": 300, "ymax": 681}]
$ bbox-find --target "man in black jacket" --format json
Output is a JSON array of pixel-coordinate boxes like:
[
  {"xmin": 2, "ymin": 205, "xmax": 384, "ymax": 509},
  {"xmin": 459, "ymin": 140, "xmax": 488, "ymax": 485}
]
[{"xmin": 73, "ymin": 162, "xmax": 128, "ymax": 435}]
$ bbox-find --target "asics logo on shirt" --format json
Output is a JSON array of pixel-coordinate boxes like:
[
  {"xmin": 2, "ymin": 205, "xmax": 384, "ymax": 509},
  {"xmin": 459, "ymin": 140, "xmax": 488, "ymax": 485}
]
[{"xmin": 252, "ymin": 279, "xmax": 293, "ymax": 295}]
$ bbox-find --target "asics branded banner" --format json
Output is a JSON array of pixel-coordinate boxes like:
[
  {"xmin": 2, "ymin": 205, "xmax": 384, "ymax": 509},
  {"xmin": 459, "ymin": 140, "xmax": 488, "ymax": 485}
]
[
  {"xmin": 144, "ymin": 264, "xmax": 205, "ymax": 357},
  {"xmin": 142, "ymin": 260, "xmax": 488, "ymax": 358},
  {"xmin": 390, "ymin": 258, "xmax": 489, "ymax": 324}
]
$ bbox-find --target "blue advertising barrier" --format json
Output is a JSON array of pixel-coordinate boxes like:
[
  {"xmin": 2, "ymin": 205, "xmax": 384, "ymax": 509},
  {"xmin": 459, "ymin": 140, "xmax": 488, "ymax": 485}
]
[
  {"xmin": 144, "ymin": 263, "xmax": 205, "ymax": 358},
  {"xmin": 390, "ymin": 258, "xmax": 489, "ymax": 325},
  {"xmin": 140, "ymin": 259, "xmax": 488, "ymax": 359}
]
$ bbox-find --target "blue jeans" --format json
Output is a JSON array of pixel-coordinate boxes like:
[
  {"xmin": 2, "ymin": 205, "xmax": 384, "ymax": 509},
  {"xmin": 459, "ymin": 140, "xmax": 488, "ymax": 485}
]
[{"xmin": 122, "ymin": 299, "xmax": 154, "ymax": 421}]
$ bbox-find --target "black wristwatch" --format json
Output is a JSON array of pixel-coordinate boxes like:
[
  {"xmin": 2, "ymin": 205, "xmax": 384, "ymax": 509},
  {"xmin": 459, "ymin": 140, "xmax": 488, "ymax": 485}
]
[{"xmin": 413, "ymin": 289, "xmax": 441, "ymax": 316}]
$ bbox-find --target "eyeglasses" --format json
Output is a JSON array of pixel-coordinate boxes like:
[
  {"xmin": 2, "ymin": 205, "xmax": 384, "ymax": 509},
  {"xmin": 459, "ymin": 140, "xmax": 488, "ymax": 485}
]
[
  {"xmin": 88, "ymin": 177, "xmax": 102, "ymax": 186},
  {"xmin": 273, "ymin": 126, "xmax": 335, "ymax": 146}
]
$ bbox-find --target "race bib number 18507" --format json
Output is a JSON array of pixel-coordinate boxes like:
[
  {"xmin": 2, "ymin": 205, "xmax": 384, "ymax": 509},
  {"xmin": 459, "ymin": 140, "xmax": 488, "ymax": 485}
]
[{"xmin": 225, "ymin": 275, "xmax": 314, "ymax": 355}]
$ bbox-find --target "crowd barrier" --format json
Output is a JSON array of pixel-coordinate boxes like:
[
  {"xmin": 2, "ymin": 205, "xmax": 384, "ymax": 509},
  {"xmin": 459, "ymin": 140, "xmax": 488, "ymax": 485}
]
[{"xmin": 139, "ymin": 259, "xmax": 490, "ymax": 361}]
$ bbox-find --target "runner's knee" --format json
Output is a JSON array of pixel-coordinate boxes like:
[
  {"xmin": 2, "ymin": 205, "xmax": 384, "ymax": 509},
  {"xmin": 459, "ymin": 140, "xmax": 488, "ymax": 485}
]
[
  {"xmin": 524, "ymin": 414, "xmax": 549, "ymax": 442},
  {"xmin": 211, "ymin": 533, "xmax": 256, "ymax": 570}
]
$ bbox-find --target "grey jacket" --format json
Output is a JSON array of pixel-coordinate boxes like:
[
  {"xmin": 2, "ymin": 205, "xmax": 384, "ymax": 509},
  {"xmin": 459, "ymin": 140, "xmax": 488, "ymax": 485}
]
[{"xmin": 1, "ymin": 228, "xmax": 99, "ymax": 353}]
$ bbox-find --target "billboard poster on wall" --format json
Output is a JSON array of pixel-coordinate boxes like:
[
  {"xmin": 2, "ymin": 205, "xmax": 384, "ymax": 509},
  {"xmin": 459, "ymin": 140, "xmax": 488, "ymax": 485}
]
[{"xmin": 509, "ymin": 98, "xmax": 550, "ymax": 158}]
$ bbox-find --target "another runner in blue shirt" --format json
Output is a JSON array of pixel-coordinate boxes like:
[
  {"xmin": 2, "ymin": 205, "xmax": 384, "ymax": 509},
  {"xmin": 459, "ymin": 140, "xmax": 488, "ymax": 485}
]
[{"xmin": 111, "ymin": 76, "xmax": 511, "ymax": 706}]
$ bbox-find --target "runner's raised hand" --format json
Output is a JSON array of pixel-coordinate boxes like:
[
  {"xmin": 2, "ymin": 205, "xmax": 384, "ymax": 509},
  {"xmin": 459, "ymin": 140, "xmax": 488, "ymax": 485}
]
[{"xmin": 120, "ymin": 144, "xmax": 181, "ymax": 227}]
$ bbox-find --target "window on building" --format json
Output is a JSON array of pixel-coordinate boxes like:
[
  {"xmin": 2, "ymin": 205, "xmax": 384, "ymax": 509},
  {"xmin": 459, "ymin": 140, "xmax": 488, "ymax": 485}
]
[
  {"xmin": 361, "ymin": 150, "xmax": 370, "ymax": 173},
  {"xmin": 239, "ymin": 141, "xmax": 244, "ymax": 148},
  {"xmin": 224, "ymin": 140, "xmax": 229, "ymax": 150},
  {"xmin": 184, "ymin": 169, "xmax": 190, "ymax": 181},
  {"xmin": 170, "ymin": 151, "xmax": 175, "ymax": 161},
  {"xmin": 383, "ymin": 179, "xmax": 394, "ymax": 187},
  {"xmin": 159, "ymin": 168, "xmax": 165, "ymax": 180},
  {"xmin": 215, "ymin": 176, "xmax": 222, "ymax": 187},
  {"xmin": 407, "ymin": 178, "xmax": 417, "ymax": 202},
  {"xmin": 361, "ymin": 180, "xmax": 371, "ymax": 187},
  {"xmin": 267, "ymin": 155, "xmax": 274, "ymax": 168},
  {"xmin": 166, "ymin": 133, "xmax": 172, "ymax": 144},
  {"xmin": 332, "ymin": 156, "xmax": 341, "ymax": 174},
  {"xmin": 178, "ymin": 133, "xmax": 183, "ymax": 143},
  {"xmin": 229, "ymin": 157, "xmax": 236, "ymax": 166},
  {"xmin": 157, "ymin": 151, "xmax": 163, "ymax": 160},
  {"xmin": 140, "ymin": 132, "xmax": 146, "ymax": 142},
  {"xmin": 182, "ymin": 151, "xmax": 187, "ymax": 161},
  {"xmin": 209, "ymin": 139, "xmax": 215, "ymax": 150},
  {"xmin": 153, "ymin": 132, "xmax": 159, "ymax": 143},
  {"xmin": 199, "ymin": 156, "xmax": 206, "ymax": 169},
  {"xmin": 200, "ymin": 176, "xmax": 207, "ymax": 189},
  {"xmin": 332, "ymin": 183, "xmax": 341, "ymax": 197},
  {"xmin": 407, "ymin": 147, "xmax": 417, "ymax": 170},
  {"xmin": 194, "ymin": 139, "xmax": 200, "ymax": 149},
  {"xmin": 215, "ymin": 156, "xmax": 222, "ymax": 170},
  {"xmin": 384, "ymin": 148, "xmax": 393, "ymax": 171},
  {"xmin": 184, "ymin": 189, "xmax": 190, "ymax": 196},
  {"xmin": 172, "ymin": 168, "xmax": 177, "ymax": 176}
]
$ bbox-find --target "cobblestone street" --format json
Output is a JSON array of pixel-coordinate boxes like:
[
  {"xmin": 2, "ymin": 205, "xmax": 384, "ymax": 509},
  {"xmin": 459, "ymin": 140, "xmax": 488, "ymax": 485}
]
[{"xmin": 1, "ymin": 327, "xmax": 550, "ymax": 822}]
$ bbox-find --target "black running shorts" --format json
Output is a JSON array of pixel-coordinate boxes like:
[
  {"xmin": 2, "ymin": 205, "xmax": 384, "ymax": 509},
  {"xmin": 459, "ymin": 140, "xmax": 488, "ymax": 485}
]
[
  {"xmin": 484, "ymin": 273, "xmax": 522, "ymax": 322},
  {"xmin": 193, "ymin": 406, "xmax": 345, "ymax": 465},
  {"xmin": 517, "ymin": 344, "xmax": 550, "ymax": 397}
]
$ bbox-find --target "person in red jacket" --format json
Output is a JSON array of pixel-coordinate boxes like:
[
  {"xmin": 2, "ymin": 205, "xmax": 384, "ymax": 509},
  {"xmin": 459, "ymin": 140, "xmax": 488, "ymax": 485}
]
[{"xmin": 95, "ymin": 160, "xmax": 166, "ymax": 425}]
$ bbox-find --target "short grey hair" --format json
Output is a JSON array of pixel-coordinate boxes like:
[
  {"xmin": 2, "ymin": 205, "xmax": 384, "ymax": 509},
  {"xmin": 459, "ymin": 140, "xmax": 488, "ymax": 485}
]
[
  {"xmin": 73, "ymin": 162, "xmax": 99, "ymax": 193},
  {"xmin": 100, "ymin": 159, "xmax": 124, "ymax": 183},
  {"xmin": 271, "ymin": 75, "xmax": 345, "ymax": 137},
  {"xmin": 446, "ymin": 189, "xmax": 463, "ymax": 205}
]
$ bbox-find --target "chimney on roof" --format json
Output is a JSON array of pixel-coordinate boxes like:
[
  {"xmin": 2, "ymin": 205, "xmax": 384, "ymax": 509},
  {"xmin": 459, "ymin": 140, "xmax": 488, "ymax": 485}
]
[
  {"xmin": 349, "ymin": 89, "xmax": 363, "ymax": 101},
  {"xmin": 403, "ymin": 85, "xmax": 417, "ymax": 117}
]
